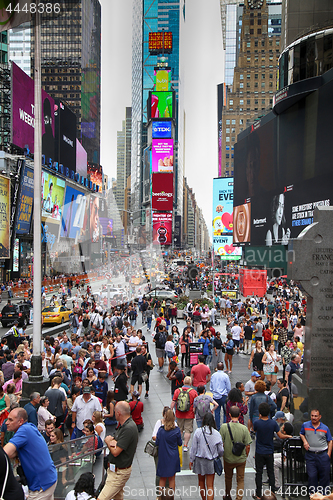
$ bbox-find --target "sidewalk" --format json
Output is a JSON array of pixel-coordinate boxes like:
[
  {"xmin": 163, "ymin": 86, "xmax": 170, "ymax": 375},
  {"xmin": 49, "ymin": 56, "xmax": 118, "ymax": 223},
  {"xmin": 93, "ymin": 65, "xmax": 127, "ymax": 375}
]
[{"xmin": 123, "ymin": 315, "xmax": 260, "ymax": 500}]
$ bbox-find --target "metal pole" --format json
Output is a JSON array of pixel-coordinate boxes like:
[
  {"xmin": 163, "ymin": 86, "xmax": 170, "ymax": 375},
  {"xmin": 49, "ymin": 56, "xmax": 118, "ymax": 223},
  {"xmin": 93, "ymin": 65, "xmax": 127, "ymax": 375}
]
[
  {"xmin": 107, "ymin": 242, "xmax": 111, "ymax": 309},
  {"xmin": 31, "ymin": 11, "xmax": 42, "ymax": 379},
  {"xmin": 212, "ymin": 246, "xmax": 215, "ymax": 305}
]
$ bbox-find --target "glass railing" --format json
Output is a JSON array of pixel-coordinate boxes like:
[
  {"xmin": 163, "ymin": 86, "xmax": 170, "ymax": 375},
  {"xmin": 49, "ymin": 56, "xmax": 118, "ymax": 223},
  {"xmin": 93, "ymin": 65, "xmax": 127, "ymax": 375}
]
[{"xmin": 49, "ymin": 435, "xmax": 107, "ymax": 500}]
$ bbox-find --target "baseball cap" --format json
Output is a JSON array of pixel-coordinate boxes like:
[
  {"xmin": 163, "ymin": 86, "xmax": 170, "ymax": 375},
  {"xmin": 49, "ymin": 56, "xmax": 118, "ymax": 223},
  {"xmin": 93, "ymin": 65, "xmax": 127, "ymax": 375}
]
[
  {"xmin": 251, "ymin": 371, "xmax": 260, "ymax": 378},
  {"xmin": 273, "ymin": 411, "xmax": 286, "ymax": 420},
  {"xmin": 82, "ymin": 386, "xmax": 91, "ymax": 394},
  {"xmin": 132, "ymin": 391, "xmax": 140, "ymax": 398}
]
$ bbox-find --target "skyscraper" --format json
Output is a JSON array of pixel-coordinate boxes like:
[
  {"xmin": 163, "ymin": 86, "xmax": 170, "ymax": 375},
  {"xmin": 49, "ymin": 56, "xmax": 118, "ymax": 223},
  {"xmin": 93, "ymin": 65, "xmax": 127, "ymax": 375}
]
[
  {"xmin": 116, "ymin": 107, "xmax": 132, "ymax": 233},
  {"xmin": 31, "ymin": 0, "xmax": 101, "ymax": 164},
  {"xmin": 8, "ymin": 23, "xmax": 31, "ymax": 76},
  {"xmin": 219, "ymin": 0, "xmax": 281, "ymax": 177},
  {"xmin": 131, "ymin": 0, "xmax": 180, "ymax": 224}
]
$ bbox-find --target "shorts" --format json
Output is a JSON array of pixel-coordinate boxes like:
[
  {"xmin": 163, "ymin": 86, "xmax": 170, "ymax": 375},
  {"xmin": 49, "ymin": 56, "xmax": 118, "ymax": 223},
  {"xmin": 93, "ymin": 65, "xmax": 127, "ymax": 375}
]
[
  {"xmin": 155, "ymin": 348, "xmax": 165, "ymax": 359},
  {"xmin": 176, "ymin": 417, "xmax": 194, "ymax": 434},
  {"xmin": 264, "ymin": 371, "xmax": 275, "ymax": 376},
  {"xmin": 226, "ymin": 349, "xmax": 234, "ymax": 356},
  {"xmin": 233, "ymin": 339, "xmax": 240, "ymax": 347},
  {"xmin": 167, "ymin": 352, "xmax": 174, "ymax": 359},
  {"xmin": 131, "ymin": 374, "xmax": 143, "ymax": 385}
]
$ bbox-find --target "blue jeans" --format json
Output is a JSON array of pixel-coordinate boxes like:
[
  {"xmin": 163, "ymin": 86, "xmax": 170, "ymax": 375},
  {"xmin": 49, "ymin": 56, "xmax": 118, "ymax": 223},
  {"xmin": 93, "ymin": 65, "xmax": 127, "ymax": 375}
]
[
  {"xmin": 214, "ymin": 394, "xmax": 228, "ymax": 430},
  {"xmin": 147, "ymin": 317, "xmax": 152, "ymax": 330}
]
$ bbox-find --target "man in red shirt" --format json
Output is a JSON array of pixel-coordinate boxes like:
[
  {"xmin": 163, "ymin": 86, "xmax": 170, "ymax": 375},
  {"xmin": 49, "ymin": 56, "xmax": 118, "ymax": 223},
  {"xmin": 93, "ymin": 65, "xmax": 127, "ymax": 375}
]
[
  {"xmin": 128, "ymin": 391, "xmax": 144, "ymax": 432},
  {"xmin": 190, "ymin": 355, "xmax": 211, "ymax": 390},
  {"xmin": 171, "ymin": 376, "xmax": 198, "ymax": 452}
]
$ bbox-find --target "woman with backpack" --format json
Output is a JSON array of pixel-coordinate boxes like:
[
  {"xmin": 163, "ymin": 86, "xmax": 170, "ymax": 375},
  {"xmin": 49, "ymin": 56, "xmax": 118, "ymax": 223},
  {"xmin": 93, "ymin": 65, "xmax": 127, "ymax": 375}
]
[{"xmin": 189, "ymin": 412, "xmax": 224, "ymax": 500}]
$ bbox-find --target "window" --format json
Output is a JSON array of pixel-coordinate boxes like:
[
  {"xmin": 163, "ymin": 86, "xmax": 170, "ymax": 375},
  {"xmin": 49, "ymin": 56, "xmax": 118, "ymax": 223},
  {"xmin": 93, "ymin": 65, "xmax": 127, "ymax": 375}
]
[
  {"xmin": 225, "ymin": 170, "xmax": 229, "ymax": 176},
  {"xmin": 262, "ymin": 73, "xmax": 265, "ymax": 79},
  {"xmin": 255, "ymin": 73, "xmax": 258, "ymax": 79},
  {"xmin": 255, "ymin": 40, "xmax": 258, "ymax": 47},
  {"xmin": 255, "ymin": 100, "xmax": 258, "ymax": 105},
  {"xmin": 247, "ymin": 57, "xmax": 251, "ymax": 62},
  {"xmin": 226, "ymin": 162, "xmax": 229, "ymax": 169},
  {"xmin": 240, "ymin": 83, "xmax": 243, "ymax": 88},
  {"xmin": 240, "ymin": 74, "xmax": 244, "ymax": 79},
  {"xmin": 226, "ymin": 154, "xmax": 229, "ymax": 159},
  {"xmin": 250, "ymin": 29, "xmax": 254, "ymax": 35},
  {"xmin": 258, "ymin": 19, "xmax": 261, "ymax": 25},
  {"xmin": 255, "ymin": 82, "xmax": 258, "ymax": 87},
  {"xmin": 229, "ymin": 100, "xmax": 233, "ymax": 105},
  {"xmin": 226, "ymin": 119, "xmax": 230, "ymax": 124},
  {"xmin": 240, "ymin": 100, "xmax": 244, "ymax": 105},
  {"xmin": 226, "ymin": 146, "xmax": 230, "ymax": 150},
  {"xmin": 226, "ymin": 128, "xmax": 230, "ymax": 133},
  {"xmin": 240, "ymin": 119, "xmax": 243, "ymax": 125},
  {"xmin": 261, "ymin": 82, "xmax": 265, "ymax": 87},
  {"xmin": 247, "ymin": 82, "xmax": 250, "ymax": 88},
  {"xmin": 269, "ymin": 74, "xmax": 273, "ymax": 79},
  {"xmin": 226, "ymin": 137, "xmax": 230, "ymax": 142},
  {"xmin": 247, "ymin": 42, "xmax": 251, "ymax": 47},
  {"xmin": 232, "ymin": 128, "xmax": 235, "ymax": 133},
  {"xmin": 262, "ymin": 40, "xmax": 265, "ymax": 47},
  {"xmin": 232, "ymin": 119, "xmax": 236, "ymax": 125},
  {"xmin": 247, "ymin": 99, "xmax": 250, "ymax": 105},
  {"xmin": 231, "ymin": 137, "xmax": 235, "ymax": 142},
  {"xmin": 269, "ymin": 82, "xmax": 273, "ymax": 87},
  {"xmin": 276, "ymin": 40, "xmax": 280, "ymax": 46},
  {"xmin": 250, "ymin": 19, "xmax": 254, "ymax": 25}
]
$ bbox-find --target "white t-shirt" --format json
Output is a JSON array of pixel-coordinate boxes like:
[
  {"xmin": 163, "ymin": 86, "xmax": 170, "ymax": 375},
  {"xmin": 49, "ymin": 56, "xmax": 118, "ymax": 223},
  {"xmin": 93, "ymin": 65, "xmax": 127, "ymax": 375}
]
[
  {"xmin": 164, "ymin": 340, "xmax": 175, "ymax": 354},
  {"xmin": 128, "ymin": 336, "xmax": 142, "ymax": 352},
  {"xmin": 65, "ymin": 491, "xmax": 93, "ymax": 500},
  {"xmin": 231, "ymin": 325, "xmax": 242, "ymax": 340},
  {"xmin": 113, "ymin": 340, "xmax": 126, "ymax": 359},
  {"xmin": 95, "ymin": 422, "xmax": 106, "ymax": 442}
]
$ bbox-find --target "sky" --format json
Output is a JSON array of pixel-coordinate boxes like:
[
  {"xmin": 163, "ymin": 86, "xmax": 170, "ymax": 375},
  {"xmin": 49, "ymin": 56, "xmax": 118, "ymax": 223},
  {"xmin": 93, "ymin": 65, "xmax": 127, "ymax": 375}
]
[{"xmin": 100, "ymin": 0, "xmax": 224, "ymax": 234}]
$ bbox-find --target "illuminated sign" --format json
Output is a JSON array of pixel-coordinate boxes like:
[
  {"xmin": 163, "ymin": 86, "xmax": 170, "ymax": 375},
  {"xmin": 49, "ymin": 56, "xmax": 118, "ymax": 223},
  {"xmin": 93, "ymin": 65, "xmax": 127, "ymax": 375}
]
[
  {"xmin": 149, "ymin": 32, "xmax": 173, "ymax": 55},
  {"xmin": 152, "ymin": 174, "xmax": 173, "ymax": 211},
  {"xmin": 152, "ymin": 212, "xmax": 172, "ymax": 246},
  {"xmin": 154, "ymin": 69, "xmax": 171, "ymax": 91},
  {"xmin": 152, "ymin": 139, "xmax": 173, "ymax": 173},
  {"xmin": 152, "ymin": 120, "xmax": 172, "ymax": 139},
  {"xmin": 149, "ymin": 91, "xmax": 174, "ymax": 119},
  {"xmin": 16, "ymin": 165, "xmax": 34, "ymax": 235}
]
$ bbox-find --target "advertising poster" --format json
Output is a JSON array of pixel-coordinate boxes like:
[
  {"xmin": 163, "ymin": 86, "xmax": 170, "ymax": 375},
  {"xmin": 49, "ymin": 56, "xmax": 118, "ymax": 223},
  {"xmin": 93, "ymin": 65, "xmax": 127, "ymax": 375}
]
[
  {"xmin": 41, "ymin": 171, "xmax": 66, "ymax": 224},
  {"xmin": 152, "ymin": 212, "xmax": 172, "ymax": 246},
  {"xmin": 16, "ymin": 165, "xmax": 34, "ymax": 235},
  {"xmin": 98, "ymin": 195, "xmax": 110, "ymax": 237},
  {"xmin": 11, "ymin": 62, "xmax": 55, "ymax": 162},
  {"xmin": 0, "ymin": 176, "xmax": 10, "ymax": 258},
  {"xmin": 61, "ymin": 186, "xmax": 87, "ymax": 239},
  {"xmin": 150, "ymin": 91, "xmax": 174, "ymax": 119},
  {"xmin": 152, "ymin": 173, "xmax": 173, "ymax": 211},
  {"xmin": 54, "ymin": 99, "xmax": 77, "ymax": 173},
  {"xmin": 13, "ymin": 238, "xmax": 19, "ymax": 272},
  {"xmin": 152, "ymin": 139, "xmax": 173, "ymax": 173},
  {"xmin": 154, "ymin": 69, "xmax": 171, "ymax": 91},
  {"xmin": 214, "ymin": 235, "xmax": 242, "ymax": 260},
  {"xmin": 87, "ymin": 163, "xmax": 103, "ymax": 191},
  {"xmin": 76, "ymin": 139, "xmax": 87, "ymax": 178},
  {"xmin": 42, "ymin": 221, "xmax": 59, "ymax": 253},
  {"xmin": 212, "ymin": 178, "xmax": 234, "ymax": 252},
  {"xmin": 152, "ymin": 120, "xmax": 172, "ymax": 139},
  {"xmin": 233, "ymin": 203, "xmax": 251, "ymax": 244}
]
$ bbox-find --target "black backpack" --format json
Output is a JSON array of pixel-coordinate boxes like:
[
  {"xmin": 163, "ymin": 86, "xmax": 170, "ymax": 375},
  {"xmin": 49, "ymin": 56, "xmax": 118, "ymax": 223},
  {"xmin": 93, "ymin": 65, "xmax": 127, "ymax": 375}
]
[
  {"xmin": 157, "ymin": 331, "xmax": 167, "ymax": 349},
  {"xmin": 117, "ymin": 318, "xmax": 123, "ymax": 330}
]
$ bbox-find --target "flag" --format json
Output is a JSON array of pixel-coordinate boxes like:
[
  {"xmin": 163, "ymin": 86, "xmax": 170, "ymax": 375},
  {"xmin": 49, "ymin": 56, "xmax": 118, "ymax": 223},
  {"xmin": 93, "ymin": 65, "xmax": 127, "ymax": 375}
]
[{"xmin": 0, "ymin": 1, "xmax": 32, "ymax": 32}]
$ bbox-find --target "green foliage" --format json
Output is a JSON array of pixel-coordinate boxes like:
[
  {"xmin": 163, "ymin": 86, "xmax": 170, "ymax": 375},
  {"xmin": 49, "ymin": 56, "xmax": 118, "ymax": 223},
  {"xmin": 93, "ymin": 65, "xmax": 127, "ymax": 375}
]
[{"xmin": 177, "ymin": 295, "xmax": 214, "ymax": 310}]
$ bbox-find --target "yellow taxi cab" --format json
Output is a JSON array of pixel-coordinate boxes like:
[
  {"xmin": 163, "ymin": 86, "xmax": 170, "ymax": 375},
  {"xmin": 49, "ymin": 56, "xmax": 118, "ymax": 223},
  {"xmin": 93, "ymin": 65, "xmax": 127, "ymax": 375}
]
[{"xmin": 42, "ymin": 306, "xmax": 73, "ymax": 325}]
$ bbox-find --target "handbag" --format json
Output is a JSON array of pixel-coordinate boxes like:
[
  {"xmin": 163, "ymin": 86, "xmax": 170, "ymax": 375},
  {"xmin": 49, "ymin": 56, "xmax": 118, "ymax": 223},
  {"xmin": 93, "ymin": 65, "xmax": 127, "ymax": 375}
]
[
  {"xmin": 201, "ymin": 428, "xmax": 223, "ymax": 476},
  {"xmin": 274, "ymin": 365, "xmax": 279, "ymax": 373},
  {"xmin": 227, "ymin": 423, "xmax": 246, "ymax": 457},
  {"xmin": 144, "ymin": 439, "xmax": 158, "ymax": 458},
  {"xmin": 141, "ymin": 371, "xmax": 148, "ymax": 383},
  {"xmin": 0, "ymin": 451, "xmax": 9, "ymax": 500}
]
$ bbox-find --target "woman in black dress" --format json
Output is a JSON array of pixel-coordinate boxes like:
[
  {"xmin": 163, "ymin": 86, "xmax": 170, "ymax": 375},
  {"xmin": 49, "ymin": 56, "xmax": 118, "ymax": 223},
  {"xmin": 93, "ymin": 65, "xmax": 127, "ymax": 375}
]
[
  {"xmin": 276, "ymin": 378, "xmax": 289, "ymax": 411},
  {"xmin": 248, "ymin": 340, "xmax": 265, "ymax": 380}
]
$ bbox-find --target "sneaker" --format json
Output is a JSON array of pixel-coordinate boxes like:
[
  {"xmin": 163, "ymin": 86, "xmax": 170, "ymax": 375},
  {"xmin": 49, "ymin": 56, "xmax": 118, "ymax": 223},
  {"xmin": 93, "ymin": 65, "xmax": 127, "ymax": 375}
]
[
  {"xmin": 183, "ymin": 446, "xmax": 189, "ymax": 452},
  {"xmin": 145, "ymin": 393, "xmax": 149, "ymax": 399}
]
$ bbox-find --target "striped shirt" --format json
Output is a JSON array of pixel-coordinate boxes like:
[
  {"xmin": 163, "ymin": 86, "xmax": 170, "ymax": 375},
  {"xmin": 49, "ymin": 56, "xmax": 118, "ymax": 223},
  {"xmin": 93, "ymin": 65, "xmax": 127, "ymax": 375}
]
[{"xmin": 300, "ymin": 421, "xmax": 332, "ymax": 452}]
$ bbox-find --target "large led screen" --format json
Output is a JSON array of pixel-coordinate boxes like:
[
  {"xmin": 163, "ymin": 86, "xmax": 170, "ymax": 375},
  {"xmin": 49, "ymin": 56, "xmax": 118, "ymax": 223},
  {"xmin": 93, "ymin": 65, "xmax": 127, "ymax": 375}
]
[
  {"xmin": 152, "ymin": 212, "xmax": 172, "ymax": 246},
  {"xmin": 11, "ymin": 62, "xmax": 55, "ymax": 163},
  {"xmin": 87, "ymin": 163, "xmax": 103, "ymax": 191},
  {"xmin": 152, "ymin": 120, "xmax": 172, "ymax": 139},
  {"xmin": 149, "ymin": 91, "xmax": 174, "ymax": 119},
  {"xmin": 61, "ymin": 186, "xmax": 87, "ymax": 239},
  {"xmin": 16, "ymin": 165, "xmax": 34, "ymax": 235},
  {"xmin": 54, "ymin": 100, "xmax": 77, "ymax": 173},
  {"xmin": 41, "ymin": 171, "xmax": 66, "ymax": 223},
  {"xmin": 212, "ymin": 178, "xmax": 234, "ymax": 242},
  {"xmin": 76, "ymin": 139, "xmax": 88, "ymax": 178},
  {"xmin": 0, "ymin": 176, "xmax": 10, "ymax": 258},
  {"xmin": 152, "ymin": 173, "xmax": 173, "ymax": 211},
  {"xmin": 154, "ymin": 69, "xmax": 171, "ymax": 91},
  {"xmin": 152, "ymin": 139, "xmax": 173, "ymax": 173},
  {"xmin": 214, "ymin": 236, "xmax": 242, "ymax": 260}
]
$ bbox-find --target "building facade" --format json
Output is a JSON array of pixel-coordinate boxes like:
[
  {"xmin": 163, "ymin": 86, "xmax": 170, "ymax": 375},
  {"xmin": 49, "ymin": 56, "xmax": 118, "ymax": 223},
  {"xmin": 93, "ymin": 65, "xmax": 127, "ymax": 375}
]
[
  {"xmin": 116, "ymin": 107, "xmax": 132, "ymax": 236},
  {"xmin": 219, "ymin": 0, "xmax": 281, "ymax": 178},
  {"xmin": 31, "ymin": 0, "xmax": 101, "ymax": 164},
  {"xmin": 8, "ymin": 23, "xmax": 30, "ymax": 75}
]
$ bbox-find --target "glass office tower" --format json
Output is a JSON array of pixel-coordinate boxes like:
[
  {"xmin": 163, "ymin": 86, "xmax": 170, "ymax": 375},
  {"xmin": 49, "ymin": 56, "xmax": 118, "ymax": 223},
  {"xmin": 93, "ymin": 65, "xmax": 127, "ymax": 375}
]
[
  {"xmin": 131, "ymin": 0, "xmax": 180, "ymax": 221},
  {"xmin": 31, "ymin": 0, "xmax": 101, "ymax": 164}
]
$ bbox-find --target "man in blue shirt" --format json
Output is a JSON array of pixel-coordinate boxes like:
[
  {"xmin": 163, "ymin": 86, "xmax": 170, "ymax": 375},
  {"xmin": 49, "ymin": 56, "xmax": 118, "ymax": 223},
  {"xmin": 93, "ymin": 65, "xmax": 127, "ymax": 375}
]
[
  {"xmin": 60, "ymin": 333, "xmax": 73, "ymax": 352},
  {"xmin": 92, "ymin": 372, "xmax": 108, "ymax": 407},
  {"xmin": 210, "ymin": 362, "xmax": 231, "ymax": 430},
  {"xmin": 24, "ymin": 392, "xmax": 40, "ymax": 427},
  {"xmin": 4, "ymin": 407, "xmax": 57, "ymax": 498},
  {"xmin": 253, "ymin": 402, "xmax": 292, "ymax": 500},
  {"xmin": 300, "ymin": 409, "xmax": 333, "ymax": 494}
]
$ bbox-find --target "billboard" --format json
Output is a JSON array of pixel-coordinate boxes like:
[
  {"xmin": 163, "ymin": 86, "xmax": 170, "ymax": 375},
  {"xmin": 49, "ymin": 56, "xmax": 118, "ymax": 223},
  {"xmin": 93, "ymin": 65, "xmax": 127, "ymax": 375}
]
[
  {"xmin": 149, "ymin": 91, "xmax": 174, "ymax": 119},
  {"xmin": 76, "ymin": 139, "xmax": 88, "ymax": 178},
  {"xmin": 54, "ymin": 100, "xmax": 77, "ymax": 173},
  {"xmin": 143, "ymin": 147, "xmax": 151, "ymax": 204},
  {"xmin": 234, "ymin": 75, "xmax": 333, "ymax": 246},
  {"xmin": 154, "ymin": 69, "xmax": 171, "ymax": 91},
  {"xmin": 152, "ymin": 120, "xmax": 172, "ymax": 139},
  {"xmin": 41, "ymin": 171, "xmax": 66, "ymax": 224},
  {"xmin": 0, "ymin": 176, "xmax": 10, "ymax": 258},
  {"xmin": 61, "ymin": 186, "xmax": 87, "ymax": 239},
  {"xmin": 152, "ymin": 139, "xmax": 173, "ymax": 173},
  {"xmin": 212, "ymin": 178, "xmax": 234, "ymax": 238},
  {"xmin": 152, "ymin": 212, "xmax": 172, "ymax": 246},
  {"xmin": 11, "ymin": 62, "xmax": 55, "ymax": 163},
  {"xmin": 152, "ymin": 173, "xmax": 173, "ymax": 211},
  {"xmin": 16, "ymin": 165, "xmax": 34, "ymax": 235},
  {"xmin": 174, "ymin": 215, "xmax": 182, "ymax": 249},
  {"xmin": 149, "ymin": 32, "xmax": 172, "ymax": 55},
  {"xmin": 87, "ymin": 163, "xmax": 103, "ymax": 191},
  {"xmin": 233, "ymin": 203, "xmax": 251, "ymax": 244},
  {"xmin": 214, "ymin": 235, "xmax": 242, "ymax": 260}
]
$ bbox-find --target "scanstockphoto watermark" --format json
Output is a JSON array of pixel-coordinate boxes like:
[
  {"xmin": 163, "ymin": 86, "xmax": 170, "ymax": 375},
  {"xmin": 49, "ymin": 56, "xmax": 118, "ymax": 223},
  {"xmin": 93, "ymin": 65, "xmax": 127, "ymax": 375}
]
[{"xmin": 123, "ymin": 485, "xmax": 263, "ymax": 498}]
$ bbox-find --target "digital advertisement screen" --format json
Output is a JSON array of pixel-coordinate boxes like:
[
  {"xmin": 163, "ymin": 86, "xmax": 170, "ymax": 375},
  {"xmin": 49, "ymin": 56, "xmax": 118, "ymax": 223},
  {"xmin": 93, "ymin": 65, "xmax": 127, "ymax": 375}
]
[
  {"xmin": 214, "ymin": 236, "xmax": 242, "ymax": 260},
  {"xmin": 41, "ymin": 171, "xmax": 66, "ymax": 224},
  {"xmin": 149, "ymin": 32, "xmax": 172, "ymax": 55},
  {"xmin": 152, "ymin": 212, "xmax": 172, "ymax": 246},
  {"xmin": 152, "ymin": 173, "xmax": 173, "ymax": 211},
  {"xmin": 154, "ymin": 69, "xmax": 171, "ymax": 91},
  {"xmin": 212, "ymin": 178, "xmax": 234, "ymax": 249},
  {"xmin": 76, "ymin": 139, "xmax": 88, "ymax": 178},
  {"xmin": 98, "ymin": 196, "xmax": 110, "ymax": 237},
  {"xmin": 0, "ymin": 176, "xmax": 10, "ymax": 258},
  {"xmin": 87, "ymin": 163, "xmax": 103, "ymax": 191},
  {"xmin": 233, "ymin": 203, "xmax": 251, "ymax": 245},
  {"xmin": 16, "ymin": 165, "xmax": 34, "ymax": 235},
  {"xmin": 152, "ymin": 120, "xmax": 172, "ymax": 139},
  {"xmin": 149, "ymin": 91, "xmax": 174, "ymax": 119},
  {"xmin": 61, "ymin": 186, "xmax": 87, "ymax": 239},
  {"xmin": 89, "ymin": 194, "xmax": 103, "ymax": 243},
  {"xmin": 152, "ymin": 139, "xmax": 173, "ymax": 173},
  {"xmin": 54, "ymin": 100, "xmax": 77, "ymax": 173},
  {"xmin": 143, "ymin": 147, "xmax": 151, "ymax": 204},
  {"xmin": 11, "ymin": 62, "xmax": 55, "ymax": 162}
]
